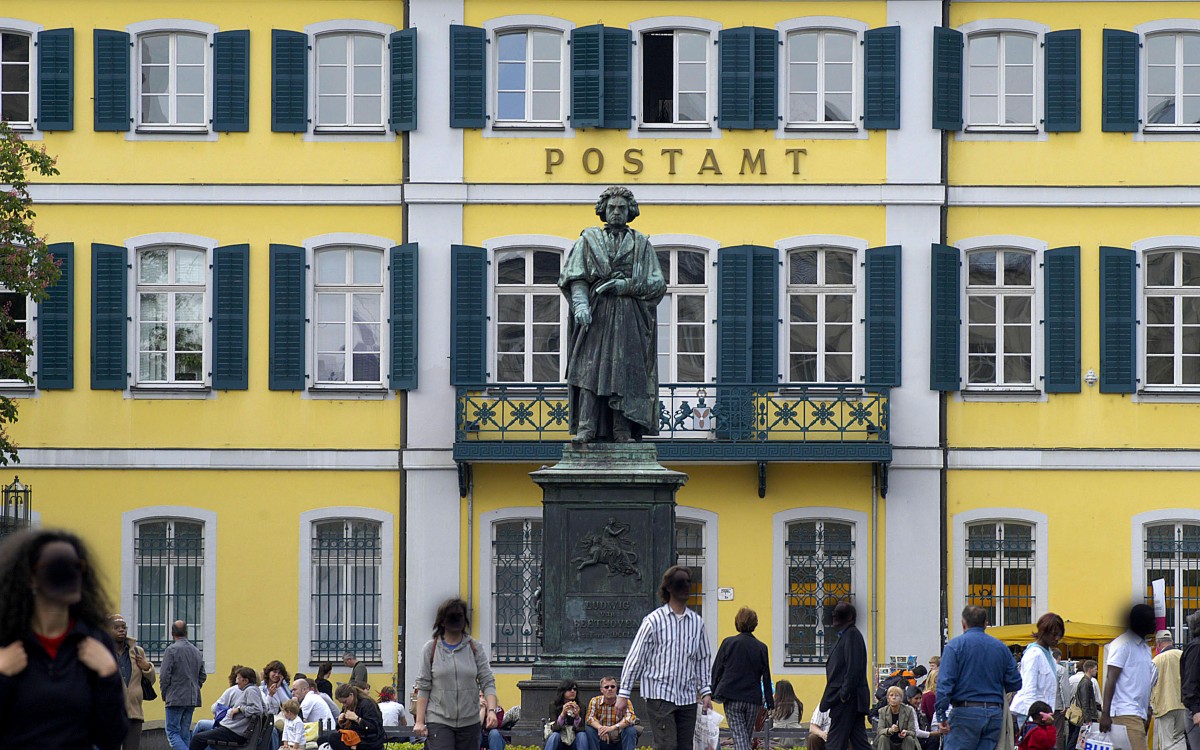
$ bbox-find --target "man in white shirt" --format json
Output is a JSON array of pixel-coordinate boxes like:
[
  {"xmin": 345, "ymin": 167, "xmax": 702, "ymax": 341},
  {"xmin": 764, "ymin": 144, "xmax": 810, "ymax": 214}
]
[
  {"xmin": 1101, "ymin": 604, "xmax": 1159, "ymax": 750},
  {"xmin": 291, "ymin": 678, "xmax": 334, "ymax": 728},
  {"xmin": 807, "ymin": 707, "xmax": 832, "ymax": 750}
]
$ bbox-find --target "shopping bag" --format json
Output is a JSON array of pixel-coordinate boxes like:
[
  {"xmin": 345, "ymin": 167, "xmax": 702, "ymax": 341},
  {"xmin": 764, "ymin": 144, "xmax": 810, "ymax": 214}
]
[
  {"xmin": 1077, "ymin": 722, "xmax": 1132, "ymax": 750},
  {"xmin": 693, "ymin": 707, "xmax": 725, "ymax": 750}
]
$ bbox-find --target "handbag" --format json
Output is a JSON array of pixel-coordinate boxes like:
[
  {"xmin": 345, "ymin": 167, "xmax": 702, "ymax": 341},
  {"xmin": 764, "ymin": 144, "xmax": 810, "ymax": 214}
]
[
  {"xmin": 141, "ymin": 674, "xmax": 157, "ymax": 701},
  {"xmin": 1065, "ymin": 679, "xmax": 1085, "ymax": 726},
  {"xmin": 754, "ymin": 707, "xmax": 769, "ymax": 733},
  {"xmin": 338, "ymin": 729, "xmax": 362, "ymax": 748}
]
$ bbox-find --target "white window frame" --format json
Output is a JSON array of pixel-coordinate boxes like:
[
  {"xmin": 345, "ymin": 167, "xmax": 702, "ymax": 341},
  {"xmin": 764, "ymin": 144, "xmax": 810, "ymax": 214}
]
[
  {"xmin": 126, "ymin": 20, "xmax": 218, "ymax": 142},
  {"xmin": 303, "ymin": 233, "xmax": 396, "ymax": 397},
  {"xmin": 956, "ymin": 20, "xmax": 1049, "ymax": 142},
  {"xmin": 312, "ymin": 247, "xmax": 387, "ymax": 389},
  {"xmin": 126, "ymin": 232, "xmax": 217, "ymax": 394},
  {"xmin": 303, "ymin": 20, "xmax": 397, "ymax": 143},
  {"xmin": 121, "ymin": 506, "xmax": 218, "ymax": 673},
  {"xmin": 483, "ymin": 16, "xmax": 573, "ymax": 136},
  {"xmin": 651, "ymin": 234, "xmax": 718, "ymax": 386},
  {"xmin": 951, "ymin": 508, "xmax": 1048, "ymax": 637},
  {"xmin": 1138, "ymin": 21, "xmax": 1200, "ymax": 135},
  {"xmin": 1135, "ymin": 512, "xmax": 1200, "ymax": 642},
  {"xmin": 298, "ymin": 507, "xmax": 396, "ymax": 673},
  {"xmin": 1134, "ymin": 236, "xmax": 1200, "ymax": 394},
  {"xmin": 677, "ymin": 506, "xmax": 719, "ymax": 656},
  {"xmin": 0, "ymin": 283, "xmax": 35, "ymax": 391},
  {"xmin": 772, "ymin": 507, "xmax": 869, "ymax": 675},
  {"xmin": 776, "ymin": 18, "xmax": 867, "ymax": 135},
  {"xmin": 776, "ymin": 235, "xmax": 867, "ymax": 384},
  {"xmin": 956, "ymin": 235, "xmax": 1046, "ymax": 400},
  {"xmin": 0, "ymin": 19, "xmax": 40, "ymax": 135},
  {"xmin": 630, "ymin": 17, "xmax": 721, "ymax": 137}
]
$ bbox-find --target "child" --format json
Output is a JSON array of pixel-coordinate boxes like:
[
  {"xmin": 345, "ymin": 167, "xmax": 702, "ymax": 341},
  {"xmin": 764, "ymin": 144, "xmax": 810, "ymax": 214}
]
[
  {"xmin": 280, "ymin": 699, "xmax": 306, "ymax": 750},
  {"xmin": 1017, "ymin": 701, "xmax": 1057, "ymax": 750}
]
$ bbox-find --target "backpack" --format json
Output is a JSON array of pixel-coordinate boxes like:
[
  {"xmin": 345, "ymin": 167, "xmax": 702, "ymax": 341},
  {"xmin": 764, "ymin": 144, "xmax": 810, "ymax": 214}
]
[{"xmin": 874, "ymin": 670, "xmax": 915, "ymax": 703}]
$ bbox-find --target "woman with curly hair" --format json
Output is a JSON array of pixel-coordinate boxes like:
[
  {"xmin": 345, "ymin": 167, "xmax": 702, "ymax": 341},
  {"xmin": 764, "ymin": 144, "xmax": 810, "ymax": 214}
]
[
  {"xmin": 0, "ymin": 528, "xmax": 128, "ymax": 749},
  {"xmin": 260, "ymin": 660, "xmax": 292, "ymax": 749}
]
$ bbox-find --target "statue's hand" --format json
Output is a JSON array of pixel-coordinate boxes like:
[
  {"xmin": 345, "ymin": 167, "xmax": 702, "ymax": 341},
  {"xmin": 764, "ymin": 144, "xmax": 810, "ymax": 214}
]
[
  {"xmin": 572, "ymin": 300, "xmax": 592, "ymax": 327},
  {"xmin": 595, "ymin": 279, "xmax": 629, "ymax": 296}
]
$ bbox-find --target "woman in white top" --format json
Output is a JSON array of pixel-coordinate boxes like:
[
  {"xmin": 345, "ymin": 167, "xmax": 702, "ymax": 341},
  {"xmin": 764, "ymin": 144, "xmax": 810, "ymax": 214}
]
[{"xmin": 1010, "ymin": 613, "xmax": 1065, "ymax": 727}]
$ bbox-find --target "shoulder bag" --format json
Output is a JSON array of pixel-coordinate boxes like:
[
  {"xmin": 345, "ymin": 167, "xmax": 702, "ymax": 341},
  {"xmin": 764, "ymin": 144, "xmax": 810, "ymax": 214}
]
[{"xmin": 136, "ymin": 648, "xmax": 157, "ymax": 701}]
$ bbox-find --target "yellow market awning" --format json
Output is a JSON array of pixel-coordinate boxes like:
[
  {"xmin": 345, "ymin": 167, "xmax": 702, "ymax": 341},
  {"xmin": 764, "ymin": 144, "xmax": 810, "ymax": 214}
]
[{"xmin": 987, "ymin": 621, "xmax": 1124, "ymax": 646}]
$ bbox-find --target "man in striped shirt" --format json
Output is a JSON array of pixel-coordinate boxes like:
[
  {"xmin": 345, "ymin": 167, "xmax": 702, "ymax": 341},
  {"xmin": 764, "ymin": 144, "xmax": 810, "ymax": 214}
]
[{"xmin": 615, "ymin": 565, "xmax": 713, "ymax": 750}]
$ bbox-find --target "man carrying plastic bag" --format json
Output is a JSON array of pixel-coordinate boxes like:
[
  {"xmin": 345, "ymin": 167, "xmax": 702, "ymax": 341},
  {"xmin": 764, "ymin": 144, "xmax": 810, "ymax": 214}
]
[{"xmin": 694, "ymin": 707, "xmax": 725, "ymax": 750}]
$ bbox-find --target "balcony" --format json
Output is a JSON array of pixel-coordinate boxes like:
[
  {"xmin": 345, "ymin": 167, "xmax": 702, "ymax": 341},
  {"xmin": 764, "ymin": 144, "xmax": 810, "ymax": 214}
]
[{"xmin": 453, "ymin": 383, "xmax": 891, "ymax": 463}]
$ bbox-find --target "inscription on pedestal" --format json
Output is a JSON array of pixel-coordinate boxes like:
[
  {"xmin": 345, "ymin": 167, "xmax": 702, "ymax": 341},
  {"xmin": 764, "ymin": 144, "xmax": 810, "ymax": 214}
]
[{"xmin": 565, "ymin": 596, "xmax": 642, "ymax": 645}]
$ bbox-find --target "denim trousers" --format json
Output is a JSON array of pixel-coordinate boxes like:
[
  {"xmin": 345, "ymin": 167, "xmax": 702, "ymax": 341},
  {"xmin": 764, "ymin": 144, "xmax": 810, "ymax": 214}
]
[
  {"xmin": 943, "ymin": 705, "xmax": 1003, "ymax": 750},
  {"xmin": 165, "ymin": 706, "xmax": 195, "ymax": 750},
  {"xmin": 586, "ymin": 725, "xmax": 640, "ymax": 750}
]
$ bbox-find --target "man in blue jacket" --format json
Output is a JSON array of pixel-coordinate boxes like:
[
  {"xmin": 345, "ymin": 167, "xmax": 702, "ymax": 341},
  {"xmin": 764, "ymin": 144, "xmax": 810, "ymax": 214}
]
[{"xmin": 935, "ymin": 606, "xmax": 1023, "ymax": 750}]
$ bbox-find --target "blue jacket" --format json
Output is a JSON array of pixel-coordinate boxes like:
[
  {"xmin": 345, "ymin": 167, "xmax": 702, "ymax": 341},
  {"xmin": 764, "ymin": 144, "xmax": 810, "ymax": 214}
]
[{"xmin": 934, "ymin": 627, "xmax": 1022, "ymax": 721}]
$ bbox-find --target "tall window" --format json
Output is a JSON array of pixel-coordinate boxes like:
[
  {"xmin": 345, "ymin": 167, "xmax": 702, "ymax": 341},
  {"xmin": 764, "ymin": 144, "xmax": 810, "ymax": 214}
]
[
  {"xmin": 315, "ymin": 247, "xmax": 384, "ymax": 385},
  {"xmin": 1146, "ymin": 33, "xmax": 1200, "ymax": 127},
  {"xmin": 965, "ymin": 521, "xmax": 1034, "ymax": 627},
  {"xmin": 495, "ymin": 249, "xmax": 564, "ymax": 383},
  {"xmin": 137, "ymin": 247, "xmax": 206, "ymax": 385},
  {"xmin": 786, "ymin": 30, "xmax": 855, "ymax": 125},
  {"xmin": 787, "ymin": 248, "xmax": 855, "ymax": 383},
  {"xmin": 642, "ymin": 30, "xmax": 709, "ymax": 125},
  {"xmin": 135, "ymin": 519, "xmax": 204, "ymax": 662},
  {"xmin": 966, "ymin": 249, "xmax": 1034, "ymax": 387},
  {"xmin": 311, "ymin": 519, "xmax": 382, "ymax": 663},
  {"xmin": 966, "ymin": 32, "xmax": 1035, "ymax": 127},
  {"xmin": 656, "ymin": 248, "xmax": 709, "ymax": 384},
  {"xmin": 1145, "ymin": 522, "xmax": 1200, "ymax": 642},
  {"xmin": 677, "ymin": 519, "xmax": 707, "ymax": 618},
  {"xmin": 139, "ymin": 32, "xmax": 207, "ymax": 129},
  {"xmin": 316, "ymin": 32, "xmax": 385, "ymax": 130},
  {"xmin": 492, "ymin": 518, "xmax": 543, "ymax": 664},
  {"xmin": 0, "ymin": 32, "xmax": 31, "ymax": 128},
  {"xmin": 1144, "ymin": 249, "xmax": 1200, "ymax": 387},
  {"xmin": 785, "ymin": 520, "xmax": 854, "ymax": 665},
  {"xmin": 0, "ymin": 287, "xmax": 29, "ymax": 383},
  {"xmin": 496, "ymin": 30, "xmax": 563, "ymax": 123}
]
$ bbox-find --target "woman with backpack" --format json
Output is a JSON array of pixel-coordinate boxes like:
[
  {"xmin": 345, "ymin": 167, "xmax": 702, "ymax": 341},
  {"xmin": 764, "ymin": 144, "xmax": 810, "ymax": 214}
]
[{"xmin": 414, "ymin": 598, "xmax": 500, "ymax": 750}]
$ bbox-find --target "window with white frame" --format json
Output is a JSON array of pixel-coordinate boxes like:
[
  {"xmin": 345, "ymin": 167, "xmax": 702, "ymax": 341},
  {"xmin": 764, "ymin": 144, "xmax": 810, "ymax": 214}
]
[
  {"xmin": 0, "ymin": 286, "xmax": 30, "ymax": 383},
  {"xmin": 1146, "ymin": 32, "xmax": 1200, "ymax": 128},
  {"xmin": 677, "ymin": 519, "xmax": 707, "ymax": 618},
  {"xmin": 138, "ymin": 32, "xmax": 207, "ymax": 129},
  {"xmin": 495, "ymin": 29, "xmax": 564, "ymax": 124},
  {"xmin": 966, "ymin": 32, "xmax": 1036, "ymax": 128},
  {"xmin": 495, "ymin": 249, "xmax": 565, "ymax": 383},
  {"xmin": 311, "ymin": 519, "xmax": 382, "ymax": 663},
  {"xmin": 1144, "ymin": 249, "xmax": 1200, "ymax": 387},
  {"xmin": 492, "ymin": 517, "xmax": 543, "ymax": 664},
  {"xmin": 0, "ymin": 31, "xmax": 31, "ymax": 128},
  {"xmin": 316, "ymin": 32, "xmax": 385, "ymax": 130},
  {"xmin": 786, "ymin": 248, "xmax": 856, "ymax": 383},
  {"xmin": 134, "ymin": 518, "xmax": 204, "ymax": 662},
  {"xmin": 1144, "ymin": 521, "xmax": 1200, "ymax": 642},
  {"xmin": 314, "ymin": 247, "xmax": 385, "ymax": 386},
  {"xmin": 656, "ymin": 248, "xmax": 709, "ymax": 384},
  {"xmin": 966, "ymin": 249, "xmax": 1034, "ymax": 388},
  {"xmin": 965, "ymin": 521, "xmax": 1034, "ymax": 627},
  {"xmin": 786, "ymin": 29, "xmax": 855, "ymax": 126},
  {"xmin": 136, "ymin": 246, "xmax": 207, "ymax": 385},
  {"xmin": 785, "ymin": 519, "xmax": 854, "ymax": 665},
  {"xmin": 641, "ymin": 29, "xmax": 709, "ymax": 125}
]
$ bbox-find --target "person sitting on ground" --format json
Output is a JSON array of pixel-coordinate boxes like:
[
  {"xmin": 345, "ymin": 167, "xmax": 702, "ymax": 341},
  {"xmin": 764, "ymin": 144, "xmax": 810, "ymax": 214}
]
[
  {"xmin": 292, "ymin": 678, "xmax": 334, "ymax": 729},
  {"xmin": 585, "ymin": 676, "xmax": 638, "ymax": 750},
  {"xmin": 280, "ymin": 699, "xmax": 306, "ymax": 750},
  {"xmin": 194, "ymin": 664, "xmax": 246, "ymax": 736},
  {"xmin": 807, "ymin": 706, "xmax": 832, "ymax": 750},
  {"xmin": 261, "ymin": 660, "xmax": 292, "ymax": 714},
  {"xmin": 315, "ymin": 663, "xmax": 334, "ymax": 697},
  {"xmin": 545, "ymin": 679, "xmax": 592, "ymax": 750},
  {"xmin": 189, "ymin": 666, "xmax": 265, "ymax": 750},
  {"xmin": 919, "ymin": 669, "xmax": 937, "ymax": 727},
  {"xmin": 772, "ymin": 680, "xmax": 803, "ymax": 728},
  {"xmin": 874, "ymin": 686, "xmax": 922, "ymax": 750},
  {"xmin": 481, "ymin": 690, "xmax": 506, "ymax": 750},
  {"xmin": 329, "ymin": 683, "xmax": 385, "ymax": 750},
  {"xmin": 906, "ymin": 686, "xmax": 942, "ymax": 750},
  {"xmin": 1017, "ymin": 701, "xmax": 1057, "ymax": 750}
]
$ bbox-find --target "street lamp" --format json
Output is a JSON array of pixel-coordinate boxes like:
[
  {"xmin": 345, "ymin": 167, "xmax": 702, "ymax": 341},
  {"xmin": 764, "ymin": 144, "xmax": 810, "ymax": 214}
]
[{"xmin": 0, "ymin": 476, "xmax": 31, "ymax": 538}]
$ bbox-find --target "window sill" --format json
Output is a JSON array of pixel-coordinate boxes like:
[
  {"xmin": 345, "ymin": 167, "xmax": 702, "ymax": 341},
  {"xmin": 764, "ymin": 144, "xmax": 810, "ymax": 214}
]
[
  {"xmin": 129, "ymin": 385, "xmax": 212, "ymax": 400},
  {"xmin": 307, "ymin": 384, "xmax": 390, "ymax": 401},
  {"xmin": 312, "ymin": 126, "xmax": 387, "ymax": 135},
  {"xmin": 491, "ymin": 122, "xmax": 566, "ymax": 131},
  {"xmin": 777, "ymin": 385, "xmax": 865, "ymax": 399},
  {"xmin": 964, "ymin": 125, "xmax": 1039, "ymax": 134},
  {"xmin": 959, "ymin": 388, "xmax": 1043, "ymax": 402},
  {"xmin": 1136, "ymin": 389, "xmax": 1200, "ymax": 403},
  {"xmin": 784, "ymin": 124, "xmax": 858, "ymax": 132},
  {"xmin": 1142, "ymin": 126, "xmax": 1200, "ymax": 134},
  {"xmin": 135, "ymin": 126, "xmax": 211, "ymax": 135},
  {"xmin": 0, "ymin": 382, "xmax": 36, "ymax": 399},
  {"xmin": 637, "ymin": 123, "xmax": 712, "ymax": 132},
  {"xmin": 5, "ymin": 123, "xmax": 34, "ymax": 133}
]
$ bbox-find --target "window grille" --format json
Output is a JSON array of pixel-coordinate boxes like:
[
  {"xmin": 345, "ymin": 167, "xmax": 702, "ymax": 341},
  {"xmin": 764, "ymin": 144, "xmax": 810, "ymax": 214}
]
[
  {"xmin": 965, "ymin": 521, "xmax": 1034, "ymax": 626},
  {"xmin": 134, "ymin": 519, "xmax": 204, "ymax": 662},
  {"xmin": 1145, "ymin": 522, "xmax": 1200, "ymax": 642},
  {"xmin": 677, "ymin": 520, "xmax": 707, "ymax": 618},
  {"xmin": 785, "ymin": 520, "xmax": 854, "ymax": 665},
  {"xmin": 311, "ymin": 520, "xmax": 382, "ymax": 663}
]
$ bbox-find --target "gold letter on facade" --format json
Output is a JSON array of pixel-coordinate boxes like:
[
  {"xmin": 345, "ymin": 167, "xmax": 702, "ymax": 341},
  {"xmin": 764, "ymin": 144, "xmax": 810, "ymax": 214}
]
[
  {"xmin": 698, "ymin": 149, "xmax": 723, "ymax": 175},
  {"xmin": 660, "ymin": 148, "xmax": 683, "ymax": 175},
  {"xmin": 785, "ymin": 148, "xmax": 807, "ymax": 176},
  {"xmin": 545, "ymin": 148, "xmax": 565, "ymax": 175},
  {"xmin": 739, "ymin": 149, "xmax": 767, "ymax": 175},
  {"xmin": 582, "ymin": 148, "xmax": 605, "ymax": 175},
  {"xmin": 623, "ymin": 149, "xmax": 644, "ymax": 175}
]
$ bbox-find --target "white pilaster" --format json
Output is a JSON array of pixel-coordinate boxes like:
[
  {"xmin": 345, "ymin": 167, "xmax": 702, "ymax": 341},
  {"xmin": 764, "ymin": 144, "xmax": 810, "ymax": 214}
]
[{"xmin": 886, "ymin": 0, "xmax": 942, "ymax": 184}]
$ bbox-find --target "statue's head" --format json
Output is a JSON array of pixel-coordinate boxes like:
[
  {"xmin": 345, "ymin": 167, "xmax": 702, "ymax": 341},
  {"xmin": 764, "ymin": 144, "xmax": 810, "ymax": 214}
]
[{"xmin": 595, "ymin": 186, "xmax": 640, "ymax": 226}]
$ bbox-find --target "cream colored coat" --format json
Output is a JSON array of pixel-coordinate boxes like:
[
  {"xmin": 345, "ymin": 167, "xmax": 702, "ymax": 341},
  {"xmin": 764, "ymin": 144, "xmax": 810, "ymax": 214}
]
[{"xmin": 116, "ymin": 638, "xmax": 157, "ymax": 721}]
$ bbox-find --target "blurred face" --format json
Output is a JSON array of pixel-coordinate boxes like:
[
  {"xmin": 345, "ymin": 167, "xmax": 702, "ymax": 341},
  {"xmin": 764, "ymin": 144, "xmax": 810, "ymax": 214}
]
[
  {"xmin": 887, "ymin": 692, "xmax": 902, "ymax": 709},
  {"xmin": 341, "ymin": 692, "xmax": 357, "ymax": 710},
  {"xmin": 1086, "ymin": 666, "xmax": 1098, "ymax": 679},
  {"xmin": 565, "ymin": 687, "xmax": 577, "ymax": 701},
  {"xmin": 236, "ymin": 674, "xmax": 250, "ymax": 689},
  {"xmin": 33, "ymin": 541, "xmax": 85, "ymax": 606},
  {"xmin": 908, "ymin": 695, "xmax": 921, "ymax": 709},
  {"xmin": 293, "ymin": 682, "xmax": 308, "ymax": 699},
  {"xmin": 269, "ymin": 668, "xmax": 282, "ymax": 684},
  {"xmin": 110, "ymin": 619, "xmax": 128, "ymax": 644}
]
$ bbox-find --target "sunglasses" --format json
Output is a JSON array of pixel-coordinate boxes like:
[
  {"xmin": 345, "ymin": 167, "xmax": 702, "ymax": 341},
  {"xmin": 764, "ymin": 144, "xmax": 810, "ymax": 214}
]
[{"xmin": 602, "ymin": 685, "xmax": 617, "ymax": 690}]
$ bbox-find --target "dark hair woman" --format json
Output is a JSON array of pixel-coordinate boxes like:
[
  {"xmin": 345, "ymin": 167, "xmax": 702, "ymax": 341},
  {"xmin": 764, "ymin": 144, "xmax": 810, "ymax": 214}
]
[
  {"xmin": 712, "ymin": 607, "xmax": 773, "ymax": 750},
  {"xmin": 545, "ymin": 679, "xmax": 590, "ymax": 750},
  {"xmin": 1010, "ymin": 613, "xmax": 1065, "ymax": 728},
  {"xmin": 316, "ymin": 661, "xmax": 335, "ymax": 697},
  {"xmin": 413, "ymin": 598, "xmax": 499, "ymax": 750},
  {"xmin": 329, "ymin": 683, "xmax": 386, "ymax": 750},
  {"xmin": 0, "ymin": 529, "xmax": 127, "ymax": 750},
  {"xmin": 772, "ymin": 680, "xmax": 803, "ymax": 728}
]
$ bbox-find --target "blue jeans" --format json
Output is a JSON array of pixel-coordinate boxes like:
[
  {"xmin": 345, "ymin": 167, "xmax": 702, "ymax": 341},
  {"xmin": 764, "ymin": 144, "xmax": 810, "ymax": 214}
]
[
  {"xmin": 943, "ymin": 706, "xmax": 1003, "ymax": 750},
  {"xmin": 193, "ymin": 719, "xmax": 214, "ymax": 735},
  {"xmin": 165, "ymin": 706, "xmax": 196, "ymax": 750},
  {"xmin": 485, "ymin": 728, "xmax": 507, "ymax": 750},
  {"xmin": 546, "ymin": 729, "xmax": 592, "ymax": 750},
  {"xmin": 586, "ymin": 725, "xmax": 639, "ymax": 750}
]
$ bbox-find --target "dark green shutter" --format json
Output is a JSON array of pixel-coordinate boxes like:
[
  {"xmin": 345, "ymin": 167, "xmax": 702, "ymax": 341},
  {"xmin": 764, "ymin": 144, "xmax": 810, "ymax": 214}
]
[
  {"xmin": 717, "ymin": 246, "xmax": 753, "ymax": 383},
  {"xmin": 571, "ymin": 25, "xmax": 604, "ymax": 128},
  {"xmin": 390, "ymin": 243, "xmax": 418, "ymax": 390},
  {"xmin": 37, "ymin": 29, "xmax": 74, "ymax": 131},
  {"xmin": 932, "ymin": 27, "xmax": 963, "ymax": 131},
  {"xmin": 449, "ymin": 25, "xmax": 486, "ymax": 128},
  {"xmin": 91, "ymin": 243, "xmax": 127, "ymax": 389},
  {"xmin": 391, "ymin": 29, "xmax": 417, "ymax": 132},
  {"xmin": 751, "ymin": 28, "xmax": 778, "ymax": 129},
  {"xmin": 213, "ymin": 244, "xmax": 249, "ymax": 390},
  {"xmin": 750, "ymin": 246, "xmax": 778, "ymax": 382},
  {"xmin": 93, "ymin": 30, "xmax": 129, "ymax": 131},
  {"xmin": 1103, "ymin": 29, "xmax": 1139, "ymax": 133},
  {"xmin": 929, "ymin": 243, "xmax": 961, "ymax": 391},
  {"xmin": 271, "ymin": 30, "xmax": 308, "ymax": 132},
  {"xmin": 213, "ymin": 30, "xmax": 250, "ymax": 133},
  {"xmin": 1099, "ymin": 246, "xmax": 1137, "ymax": 393},
  {"xmin": 1043, "ymin": 246, "xmax": 1081, "ymax": 393},
  {"xmin": 718, "ymin": 28, "xmax": 754, "ymax": 129},
  {"xmin": 37, "ymin": 243, "xmax": 73, "ymax": 389},
  {"xmin": 864, "ymin": 26, "xmax": 901, "ymax": 130},
  {"xmin": 865, "ymin": 245, "xmax": 902, "ymax": 386},
  {"xmin": 269, "ymin": 244, "xmax": 305, "ymax": 390},
  {"xmin": 1044, "ymin": 30, "xmax": 1081, "ymax": 133},
  {"xmin": 450, "ymin": 245, "xmax": 487, "ymax": 385},
  {"xmin": 601, "ymin": 27, "xmax": 632, "ymax": 129}
]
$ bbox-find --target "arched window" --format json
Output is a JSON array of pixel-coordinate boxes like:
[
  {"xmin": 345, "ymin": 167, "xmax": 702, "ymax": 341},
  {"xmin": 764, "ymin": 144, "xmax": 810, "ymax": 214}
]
[
  {"xmin": 655, "ymin": 247, "xmax": 710, "ymax": 384},
  {"xmin": 134, "ymin": 518, "xmax": 205, "ymax": 662},
  {"xmin": 315, "ymin": 32, "xmax": 386, "ymax": 130},
  {"xmin": 785, "ymin": 519, "xmax": 854, "ymax": 665},
  {"xmin": 0, "ymin": 30, "xmax": 32, "ymax": 128},
  {"xmin": 136, "ymin": 246, "xmax": 207, "ymax": 384},
  {"xmin": 785, "ymin": 29, "xmax": 855, "ymax": 125},
  {"xmin": 786, "ymin": 248, "xmax": 856, "ymax": 383},
  {"xmin": 1145, "ymin": 32, "xmax": 1200, "ymax": 128},
  {"xmin": 494, "ymin": 248, "xmax": 565, "ymax": 383},
  {"xmin": 965, "ymin": 521, "xmax": 1035, "ymax": 626},
  {"xmin": 966, "ymin": 32, "xmax": 1036, "ymax": 128},
  {"xmin": 495, "ymin": 29, "xmax": 565, "ymax": 123},
  {"xmin": 966, "ymin": 248, "xmax": 1035, "ymax": 387},
  {"xmin": 492, "ymin": 517, "xmax": 543, "ymax": 664},
  {"xmin": 1143, "ymin": 249, "xmax": 1200, "ymax": 387},
  {"xmin": 137, "ymin": 31, "xmax": 208, "ymax": 129},
  {"xmin": 1144, "ymin": 521, "xmax": 1200, "ymax": 641},
  {"xmin": 314, "ymin": 246, "xmax": 385, "ymax": 385},
  {"xmin": 310, "ymin": 519, "xmax": 383, "ymax": 663}
]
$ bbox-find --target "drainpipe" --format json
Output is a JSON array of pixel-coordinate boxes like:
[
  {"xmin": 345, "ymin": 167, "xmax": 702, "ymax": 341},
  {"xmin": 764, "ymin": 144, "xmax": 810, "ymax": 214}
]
[
  {"xmin": 466, "ymin": 471, "xmax": 474, "ymax": 612},
  {"xmin": 871, "ymin": 466, "xmax": 879, "ymax": 674},
  {"xmin": 938, "ymin": 0, "xmax": 953, "ymax": 650}
]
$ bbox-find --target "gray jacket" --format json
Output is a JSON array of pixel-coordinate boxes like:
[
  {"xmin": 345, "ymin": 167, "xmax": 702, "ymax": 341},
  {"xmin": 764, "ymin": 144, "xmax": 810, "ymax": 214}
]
[
  {"xmin": 220, "ymin": 683, "xmax": 265, "ymax": 737},
  {"xmin": 415, "ymin": 638, "xmax": 497, "ymax": 727},
  {"xmin": 160, "ymin": 638, "xmax": 207, "ymax": 707}
]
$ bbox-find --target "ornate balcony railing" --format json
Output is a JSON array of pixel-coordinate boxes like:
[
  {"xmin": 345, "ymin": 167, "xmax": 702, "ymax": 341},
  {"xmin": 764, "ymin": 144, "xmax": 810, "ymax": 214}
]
[{"xmin": 454, "ymin": 383, "xmax": 891, "ymax": 463}]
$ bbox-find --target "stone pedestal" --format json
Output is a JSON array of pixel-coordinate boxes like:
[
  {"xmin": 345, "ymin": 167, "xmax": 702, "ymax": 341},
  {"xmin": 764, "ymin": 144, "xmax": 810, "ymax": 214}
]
[{"xmin": 512, "ymin": 443, "xmax": 688, "ymax": 745}]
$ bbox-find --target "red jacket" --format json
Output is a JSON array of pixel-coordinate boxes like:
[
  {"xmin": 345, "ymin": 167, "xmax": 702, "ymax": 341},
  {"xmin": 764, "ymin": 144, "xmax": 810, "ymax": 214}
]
[{"xmin": 1018, "ymin": 723, "xmax": 1057, "ymax": 750}]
